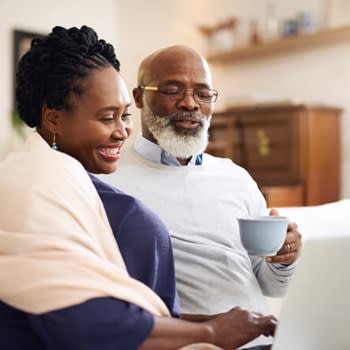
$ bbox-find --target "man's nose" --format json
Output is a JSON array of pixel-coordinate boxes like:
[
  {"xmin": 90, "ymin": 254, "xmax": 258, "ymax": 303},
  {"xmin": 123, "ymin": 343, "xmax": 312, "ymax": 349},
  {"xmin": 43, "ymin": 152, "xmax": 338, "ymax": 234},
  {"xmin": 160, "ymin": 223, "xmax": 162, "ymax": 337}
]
[{"xmin": 176, "ymin": 90, "xmax": 199, "ymax": 111}]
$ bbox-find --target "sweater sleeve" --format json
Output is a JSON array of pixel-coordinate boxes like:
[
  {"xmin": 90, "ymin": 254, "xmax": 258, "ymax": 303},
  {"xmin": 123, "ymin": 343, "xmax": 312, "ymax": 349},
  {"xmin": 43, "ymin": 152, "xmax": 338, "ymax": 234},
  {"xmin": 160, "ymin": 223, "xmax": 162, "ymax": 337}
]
[
  {"xmin": 247, "ymin": 178, "xmax": 295, "ymax": 297},
  {"xmin": 250, "ymin": 256, "xmax": 294, "ymax": 297},
  {"xmin": 28, "ymin": 297, "xmax": 154, "ymax": 350}
]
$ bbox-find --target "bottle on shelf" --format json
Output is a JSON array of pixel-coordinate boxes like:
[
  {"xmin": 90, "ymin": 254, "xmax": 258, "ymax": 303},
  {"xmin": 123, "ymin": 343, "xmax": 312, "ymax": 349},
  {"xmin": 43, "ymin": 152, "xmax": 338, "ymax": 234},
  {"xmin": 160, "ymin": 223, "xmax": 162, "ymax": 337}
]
[
  {"xmin": 264, "ymin": 0, "xmax": 279, "ymax": 41},
  {"xmin": 250, "ymin": 19, "xmax": 262, "ymax": 45}
]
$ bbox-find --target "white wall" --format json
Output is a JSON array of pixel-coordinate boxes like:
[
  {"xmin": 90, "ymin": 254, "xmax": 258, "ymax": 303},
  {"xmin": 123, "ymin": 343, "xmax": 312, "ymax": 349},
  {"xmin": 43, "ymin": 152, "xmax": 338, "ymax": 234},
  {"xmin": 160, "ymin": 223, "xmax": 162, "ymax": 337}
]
[
  {"xmin": 1, "ymin": 0, "xmax": 349, "ymax": 197},
  {"xmin": 0, "ymin": 0, "xmax": 118, "ymax": 158}
]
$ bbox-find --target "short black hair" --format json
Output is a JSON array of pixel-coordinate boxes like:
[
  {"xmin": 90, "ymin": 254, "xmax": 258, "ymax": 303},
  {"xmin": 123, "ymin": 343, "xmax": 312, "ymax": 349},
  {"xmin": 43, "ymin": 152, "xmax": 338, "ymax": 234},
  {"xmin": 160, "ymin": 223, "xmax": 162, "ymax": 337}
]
[{"xmin": 16, "ymin": 25, "xmax": 120, "ymax": 128}]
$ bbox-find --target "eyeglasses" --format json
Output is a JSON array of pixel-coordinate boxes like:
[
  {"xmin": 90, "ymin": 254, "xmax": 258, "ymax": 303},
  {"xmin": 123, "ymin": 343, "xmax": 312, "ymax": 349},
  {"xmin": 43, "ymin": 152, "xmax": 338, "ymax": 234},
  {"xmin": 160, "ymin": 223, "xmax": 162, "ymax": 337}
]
[{"xmin": 138, "ymin": 85, "xmax": 218, "ymax": 104}]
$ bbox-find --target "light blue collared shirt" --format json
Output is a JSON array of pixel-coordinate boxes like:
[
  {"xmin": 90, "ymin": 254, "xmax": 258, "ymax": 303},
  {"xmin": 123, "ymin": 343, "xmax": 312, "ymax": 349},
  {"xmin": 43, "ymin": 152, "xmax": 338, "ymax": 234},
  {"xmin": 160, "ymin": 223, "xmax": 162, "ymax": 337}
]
[{"xmin": 134, "ymin": 135, "xmax": 203, "ymax": 166}]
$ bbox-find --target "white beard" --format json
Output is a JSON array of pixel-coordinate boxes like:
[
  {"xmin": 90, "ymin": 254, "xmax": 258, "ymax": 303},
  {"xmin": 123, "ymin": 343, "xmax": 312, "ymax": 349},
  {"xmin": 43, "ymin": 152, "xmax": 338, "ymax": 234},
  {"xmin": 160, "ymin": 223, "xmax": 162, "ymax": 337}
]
[{"xmin": 144, "ymin": 111, "xmax": 211, "ymax": 159}]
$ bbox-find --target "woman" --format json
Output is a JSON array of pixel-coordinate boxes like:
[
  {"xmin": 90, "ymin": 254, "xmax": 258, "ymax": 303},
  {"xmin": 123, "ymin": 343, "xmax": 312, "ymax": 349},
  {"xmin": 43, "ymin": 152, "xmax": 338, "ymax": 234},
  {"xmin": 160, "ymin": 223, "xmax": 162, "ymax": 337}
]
[{"xmin": 0, "ymin": 25, "xmax": 276, "ymax": 350}]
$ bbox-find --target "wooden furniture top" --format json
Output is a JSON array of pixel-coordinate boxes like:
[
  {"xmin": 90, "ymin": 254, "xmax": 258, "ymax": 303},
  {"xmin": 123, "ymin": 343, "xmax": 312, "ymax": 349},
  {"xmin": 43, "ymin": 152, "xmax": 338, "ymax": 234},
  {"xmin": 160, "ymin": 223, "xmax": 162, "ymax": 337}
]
[{"xmin": 214, "ymin": 103, "xmax": 343, "ymax": 115}]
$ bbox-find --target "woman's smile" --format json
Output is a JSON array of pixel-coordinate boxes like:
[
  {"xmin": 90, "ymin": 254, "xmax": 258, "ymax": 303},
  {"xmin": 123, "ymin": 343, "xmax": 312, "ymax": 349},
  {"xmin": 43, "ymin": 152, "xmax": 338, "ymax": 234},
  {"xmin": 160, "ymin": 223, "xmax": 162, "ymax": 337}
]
[{"xmin": 97, "ymin": 144, "xmax": 122, "ymax": 162}]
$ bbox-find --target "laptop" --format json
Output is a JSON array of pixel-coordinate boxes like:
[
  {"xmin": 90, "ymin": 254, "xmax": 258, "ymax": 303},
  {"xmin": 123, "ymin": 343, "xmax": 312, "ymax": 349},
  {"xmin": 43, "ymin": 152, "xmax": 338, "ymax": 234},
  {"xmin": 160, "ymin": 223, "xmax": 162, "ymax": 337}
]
[{"xmin": 272, "ymin": 236, "xmax": 350, "ymax": 350}]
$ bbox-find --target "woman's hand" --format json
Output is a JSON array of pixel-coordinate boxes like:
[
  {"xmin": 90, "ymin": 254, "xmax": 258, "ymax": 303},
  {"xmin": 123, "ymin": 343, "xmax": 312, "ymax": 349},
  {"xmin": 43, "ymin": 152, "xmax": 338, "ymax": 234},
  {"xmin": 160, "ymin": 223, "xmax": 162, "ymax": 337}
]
[
  {"xmin": 206, "ymin": 306, "xmax": 277, "ymax": 350},
  {"xmin": 140, "ymin": 306, "xmax": 277, "ymax": 350}
]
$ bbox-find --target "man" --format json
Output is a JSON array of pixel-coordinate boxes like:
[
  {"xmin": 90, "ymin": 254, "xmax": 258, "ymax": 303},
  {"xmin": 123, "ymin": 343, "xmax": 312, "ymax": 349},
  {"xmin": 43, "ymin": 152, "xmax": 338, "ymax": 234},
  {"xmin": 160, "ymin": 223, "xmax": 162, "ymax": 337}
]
[{"xmin": 103, "ymin": 45, "xmax": 302, "ymax": 349}]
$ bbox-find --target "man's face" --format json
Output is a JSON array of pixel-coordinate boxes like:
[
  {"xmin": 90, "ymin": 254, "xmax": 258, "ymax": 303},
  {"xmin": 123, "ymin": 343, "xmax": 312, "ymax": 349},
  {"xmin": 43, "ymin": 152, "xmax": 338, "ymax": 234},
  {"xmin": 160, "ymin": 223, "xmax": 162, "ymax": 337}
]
[{"xmin": 139, "ymin": 51, "xmax": 215, "ymax": 159}]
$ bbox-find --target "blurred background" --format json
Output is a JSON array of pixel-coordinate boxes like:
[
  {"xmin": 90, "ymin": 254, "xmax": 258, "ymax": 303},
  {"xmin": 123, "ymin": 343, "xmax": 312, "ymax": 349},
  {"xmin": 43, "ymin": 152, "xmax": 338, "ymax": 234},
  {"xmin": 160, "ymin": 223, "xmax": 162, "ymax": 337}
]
[{"xmin": 1, "ymin": 0, "xmax": 349, "ymax": 201}]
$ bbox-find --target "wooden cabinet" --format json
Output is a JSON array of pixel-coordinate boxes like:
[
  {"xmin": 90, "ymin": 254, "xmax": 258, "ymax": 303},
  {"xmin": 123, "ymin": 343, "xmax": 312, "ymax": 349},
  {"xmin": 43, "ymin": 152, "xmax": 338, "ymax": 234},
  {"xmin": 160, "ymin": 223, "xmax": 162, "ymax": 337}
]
[{"xmin": 207, "ymin": 104, "xmax": 342, "ymax": 207}]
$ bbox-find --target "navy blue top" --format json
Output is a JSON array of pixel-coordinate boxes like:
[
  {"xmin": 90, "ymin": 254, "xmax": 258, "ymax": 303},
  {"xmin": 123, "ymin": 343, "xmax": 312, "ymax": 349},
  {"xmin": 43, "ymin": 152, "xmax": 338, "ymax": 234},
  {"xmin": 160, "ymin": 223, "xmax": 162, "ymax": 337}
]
[
  {"xmin": 89, "ymin": 174, "xmax": 179, "ymax": 317},
  {"xmin": 0, "ymin": 175, "xmax": 179, "ymax": 349},
  {"xmin": 0, "ymin": 298, "xmax": 153, "ymax": 350}
]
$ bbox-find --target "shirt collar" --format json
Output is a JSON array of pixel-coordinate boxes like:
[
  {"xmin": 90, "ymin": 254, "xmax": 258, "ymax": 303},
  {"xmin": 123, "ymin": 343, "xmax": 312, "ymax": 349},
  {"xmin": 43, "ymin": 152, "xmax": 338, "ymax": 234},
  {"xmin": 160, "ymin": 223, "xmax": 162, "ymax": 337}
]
[{"xmin": 134, "ymin": 135, "xmax": 203, "ymax": 166}]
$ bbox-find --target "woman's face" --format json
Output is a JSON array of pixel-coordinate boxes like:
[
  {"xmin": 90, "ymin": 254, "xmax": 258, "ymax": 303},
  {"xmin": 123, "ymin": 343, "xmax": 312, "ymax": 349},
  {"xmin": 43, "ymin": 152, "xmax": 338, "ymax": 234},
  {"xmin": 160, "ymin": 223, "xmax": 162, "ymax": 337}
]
[{"xmin": 55, "ymin": 66, "xmax": 132, "ymax": 174}]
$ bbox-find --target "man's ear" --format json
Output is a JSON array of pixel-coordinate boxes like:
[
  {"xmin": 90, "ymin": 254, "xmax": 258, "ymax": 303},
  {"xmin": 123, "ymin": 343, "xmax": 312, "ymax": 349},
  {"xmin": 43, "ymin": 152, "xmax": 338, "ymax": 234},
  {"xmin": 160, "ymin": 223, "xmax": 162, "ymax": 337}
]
[
  {"xmin": 133, "ymin": 87, "xmax": 144, "ymax": 109},
  {"xmin": 41, "ymin": 104, "xmax": 61, "ymax": 133}
]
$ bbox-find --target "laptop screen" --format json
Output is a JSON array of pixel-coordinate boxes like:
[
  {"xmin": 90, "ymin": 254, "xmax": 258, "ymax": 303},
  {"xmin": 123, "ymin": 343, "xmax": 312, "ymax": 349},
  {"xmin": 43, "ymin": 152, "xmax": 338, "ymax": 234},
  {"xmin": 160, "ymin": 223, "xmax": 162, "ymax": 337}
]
[{"xmin": 272, "ymin": 237, "xmax": 350, "ymax": 350}]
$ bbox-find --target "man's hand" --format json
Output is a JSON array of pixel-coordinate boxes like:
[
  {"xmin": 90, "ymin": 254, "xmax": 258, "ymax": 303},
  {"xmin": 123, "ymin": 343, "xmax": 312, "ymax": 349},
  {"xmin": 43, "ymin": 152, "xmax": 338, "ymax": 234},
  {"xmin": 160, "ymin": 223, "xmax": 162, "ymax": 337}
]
[
  {"xmin": 266, "ymin": 208, "xmax": 302, "ymax": 265},
  {"xmin": 206, "ymin": 307, "xmax": 277, "ymax": 350}
]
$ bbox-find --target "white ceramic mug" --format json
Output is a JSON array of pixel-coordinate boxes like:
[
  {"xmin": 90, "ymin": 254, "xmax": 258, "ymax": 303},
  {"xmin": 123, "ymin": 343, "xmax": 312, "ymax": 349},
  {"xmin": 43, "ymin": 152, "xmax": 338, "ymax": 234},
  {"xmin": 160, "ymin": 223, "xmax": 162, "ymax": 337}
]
[{"xmin": 237, "ymin": 216, "xmax": 289, "ymax": 256}]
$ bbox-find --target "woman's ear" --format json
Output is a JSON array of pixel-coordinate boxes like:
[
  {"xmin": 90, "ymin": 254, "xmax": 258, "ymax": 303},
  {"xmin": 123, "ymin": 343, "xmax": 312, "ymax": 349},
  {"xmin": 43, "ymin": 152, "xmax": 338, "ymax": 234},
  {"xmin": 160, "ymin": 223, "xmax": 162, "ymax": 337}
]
[
  {"xmin": 41, "ymin": 104, "xmax": 61, "ymax": 133},
  {"xmin": 133, "ymin": 87, "xmax": 144, "ymax": 109}
]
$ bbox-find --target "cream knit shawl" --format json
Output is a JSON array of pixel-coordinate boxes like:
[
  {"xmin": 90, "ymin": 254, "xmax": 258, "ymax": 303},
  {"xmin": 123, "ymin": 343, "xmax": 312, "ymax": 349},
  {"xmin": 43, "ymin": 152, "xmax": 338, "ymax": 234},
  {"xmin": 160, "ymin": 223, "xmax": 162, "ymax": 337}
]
[{"xmin": 0, "ymin": 132, "xmax": 169, "ymax": 317}]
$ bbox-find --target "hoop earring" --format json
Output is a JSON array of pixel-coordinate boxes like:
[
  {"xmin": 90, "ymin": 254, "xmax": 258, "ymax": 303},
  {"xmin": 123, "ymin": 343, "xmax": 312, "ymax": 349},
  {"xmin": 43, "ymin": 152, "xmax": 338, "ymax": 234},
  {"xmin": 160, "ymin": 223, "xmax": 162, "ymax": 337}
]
[{"xmin": 51, "ymin": 132, "xmax": 58, "ymax": 150}]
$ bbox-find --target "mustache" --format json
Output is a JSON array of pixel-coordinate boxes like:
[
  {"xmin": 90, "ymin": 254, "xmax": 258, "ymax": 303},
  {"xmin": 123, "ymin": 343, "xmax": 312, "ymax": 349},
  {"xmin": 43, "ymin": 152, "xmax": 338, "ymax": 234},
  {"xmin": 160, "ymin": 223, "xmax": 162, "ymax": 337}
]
[{"xmin": 165, "ymin": 112, "xmax": 206, "ymax": 125}]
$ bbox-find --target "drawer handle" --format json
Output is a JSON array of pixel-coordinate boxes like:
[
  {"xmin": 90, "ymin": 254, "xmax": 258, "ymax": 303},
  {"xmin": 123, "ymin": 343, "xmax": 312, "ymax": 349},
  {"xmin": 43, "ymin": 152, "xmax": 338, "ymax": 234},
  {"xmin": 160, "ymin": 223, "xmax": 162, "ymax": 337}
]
[{"xmin": 256, "ymin": 129, "xmax": 270, "ymax": 157}]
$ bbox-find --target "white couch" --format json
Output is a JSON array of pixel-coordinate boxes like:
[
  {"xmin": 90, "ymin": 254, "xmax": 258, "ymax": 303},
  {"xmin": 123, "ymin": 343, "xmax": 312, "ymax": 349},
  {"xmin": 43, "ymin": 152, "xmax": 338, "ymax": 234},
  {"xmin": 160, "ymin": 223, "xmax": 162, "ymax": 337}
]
[{"xmin": 275, "ymin": 199, "xmax": 350, "ymax": 239}]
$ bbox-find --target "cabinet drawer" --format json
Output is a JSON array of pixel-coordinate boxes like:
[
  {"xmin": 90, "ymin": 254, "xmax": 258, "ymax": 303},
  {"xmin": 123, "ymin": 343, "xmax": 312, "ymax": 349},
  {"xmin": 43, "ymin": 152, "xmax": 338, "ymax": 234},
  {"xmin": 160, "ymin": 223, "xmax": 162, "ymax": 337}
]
[
  {"xmin": 239, "ymin": 114, "xmax": 299, "ymax": 185},
  {"xmin": 261, "ymin": 184, "xmax": 304, "ymax": 207}
]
